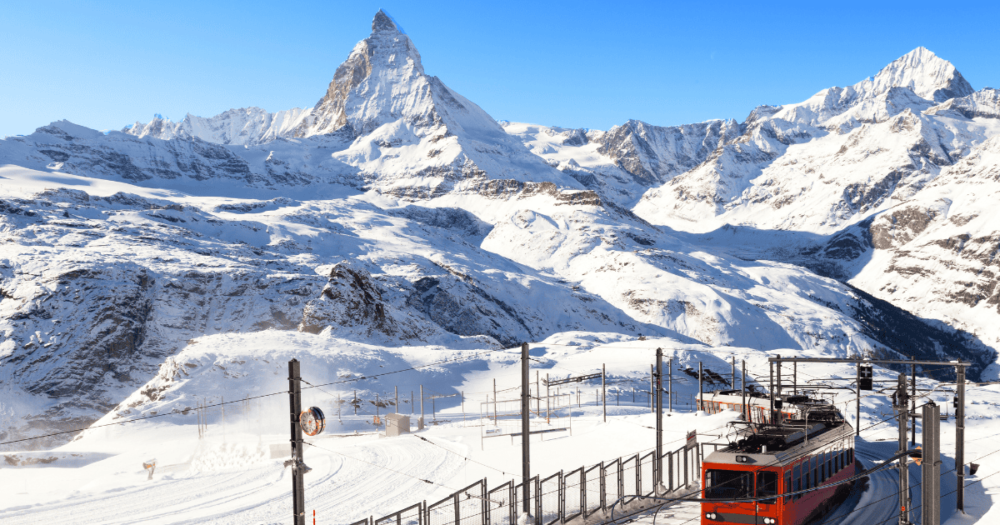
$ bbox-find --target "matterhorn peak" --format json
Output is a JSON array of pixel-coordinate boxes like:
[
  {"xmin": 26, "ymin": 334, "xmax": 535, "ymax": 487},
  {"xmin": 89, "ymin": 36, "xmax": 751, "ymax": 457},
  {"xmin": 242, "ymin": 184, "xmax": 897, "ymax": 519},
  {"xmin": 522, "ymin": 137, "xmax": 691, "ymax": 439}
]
[
  {"xmin": 862, "ymin": 46, "xmax": 974, "ymax": 103},
  {"xmin": 372, "ymin": 9, "xmax": 405, "ymax": 34}
]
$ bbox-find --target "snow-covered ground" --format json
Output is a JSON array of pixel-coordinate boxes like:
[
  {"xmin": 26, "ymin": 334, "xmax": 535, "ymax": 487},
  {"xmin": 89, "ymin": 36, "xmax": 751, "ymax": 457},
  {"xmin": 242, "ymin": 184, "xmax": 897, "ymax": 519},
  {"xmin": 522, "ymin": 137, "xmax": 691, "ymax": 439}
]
[{"xmin": 4, "ymin": 331, "xmax": 1000, "ymax": 524}]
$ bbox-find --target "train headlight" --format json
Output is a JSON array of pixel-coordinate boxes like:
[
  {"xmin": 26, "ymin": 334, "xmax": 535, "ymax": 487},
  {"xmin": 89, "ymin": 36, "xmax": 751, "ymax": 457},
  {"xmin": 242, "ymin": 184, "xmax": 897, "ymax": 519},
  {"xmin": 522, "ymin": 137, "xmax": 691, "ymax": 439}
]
[
  {"xmin": 763, "ymin": 518, "xmax": 776, "ymax": 524},
  {"xmin": 705, "ymin": 512, "xmax": 717, "ymax": 520}
]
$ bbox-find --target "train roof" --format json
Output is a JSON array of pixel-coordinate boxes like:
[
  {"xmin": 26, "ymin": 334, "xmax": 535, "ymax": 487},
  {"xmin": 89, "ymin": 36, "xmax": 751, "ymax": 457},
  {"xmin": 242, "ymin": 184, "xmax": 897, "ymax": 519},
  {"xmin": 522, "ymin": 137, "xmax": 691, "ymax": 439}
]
[{"xmin": 705, "ymin": 419, "xmax": 854, "ymax": 468}]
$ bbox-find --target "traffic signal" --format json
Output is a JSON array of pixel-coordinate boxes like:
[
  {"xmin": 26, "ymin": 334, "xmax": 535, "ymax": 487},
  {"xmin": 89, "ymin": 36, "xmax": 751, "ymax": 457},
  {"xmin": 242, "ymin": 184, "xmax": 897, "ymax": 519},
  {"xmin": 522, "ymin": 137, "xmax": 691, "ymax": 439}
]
[
  {"xmin": 859, "ymin": 363, "xmax": 873, "ymax": 391},
  {"xmin": 953, "ymin": 396, "xmax": 960, "ymax": 409}
]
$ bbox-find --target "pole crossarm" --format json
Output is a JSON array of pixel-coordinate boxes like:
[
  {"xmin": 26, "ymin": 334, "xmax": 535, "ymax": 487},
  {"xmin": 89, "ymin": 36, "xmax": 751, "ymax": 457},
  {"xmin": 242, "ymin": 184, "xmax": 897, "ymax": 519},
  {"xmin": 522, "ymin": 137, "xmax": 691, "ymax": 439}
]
[
  {"xmin": 545, "ymin": 372, "xmax": 602, "ymax": 386},
  {"xmin": 766, "ymin": 357, "xmax": 972, "ymax": 367}
]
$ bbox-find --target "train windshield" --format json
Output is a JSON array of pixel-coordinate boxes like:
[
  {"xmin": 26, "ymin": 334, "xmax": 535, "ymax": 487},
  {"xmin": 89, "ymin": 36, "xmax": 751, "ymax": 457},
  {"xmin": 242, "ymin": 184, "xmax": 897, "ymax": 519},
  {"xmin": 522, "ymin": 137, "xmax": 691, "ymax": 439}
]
[
  {"xmin": 705, "ymin": 470, "xmax": 753, "ymax": 500},
  {"xmin": 756, "ymin": 471, "xmax": 778, "ymax": 504}
]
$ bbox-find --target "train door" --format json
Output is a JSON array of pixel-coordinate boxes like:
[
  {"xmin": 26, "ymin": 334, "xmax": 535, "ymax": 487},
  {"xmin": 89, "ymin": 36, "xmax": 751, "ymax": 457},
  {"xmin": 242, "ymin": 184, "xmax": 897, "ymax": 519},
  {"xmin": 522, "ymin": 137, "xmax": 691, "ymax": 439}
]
[{"xmin": 755, "ymin": 469, "xmax": 779, "ymax": 521}]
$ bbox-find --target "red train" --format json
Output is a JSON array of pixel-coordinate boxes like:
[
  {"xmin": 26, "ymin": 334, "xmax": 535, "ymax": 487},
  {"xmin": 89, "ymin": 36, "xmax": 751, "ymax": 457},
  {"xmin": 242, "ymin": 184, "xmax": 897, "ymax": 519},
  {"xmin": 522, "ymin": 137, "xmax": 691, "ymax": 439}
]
[{"xmin": 701, "ymin": 394, "xmax": 857, "ymax": 525}]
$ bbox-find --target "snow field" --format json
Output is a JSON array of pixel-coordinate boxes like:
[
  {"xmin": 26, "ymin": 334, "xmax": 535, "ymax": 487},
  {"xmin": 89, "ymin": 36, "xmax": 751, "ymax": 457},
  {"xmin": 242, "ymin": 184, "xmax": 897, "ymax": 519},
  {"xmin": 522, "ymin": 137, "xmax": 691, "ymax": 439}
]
[{"xmin": 2, "ymin": 331, "xmax": 1000, "ymax": 523}]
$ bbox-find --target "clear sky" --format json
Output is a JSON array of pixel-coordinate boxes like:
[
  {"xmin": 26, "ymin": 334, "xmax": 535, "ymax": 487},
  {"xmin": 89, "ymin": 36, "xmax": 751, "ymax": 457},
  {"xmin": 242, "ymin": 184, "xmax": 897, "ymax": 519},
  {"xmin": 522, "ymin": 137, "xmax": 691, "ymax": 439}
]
[{"xmin": 2, "ymin": 0, "xmax": 998, "ymax": 138}]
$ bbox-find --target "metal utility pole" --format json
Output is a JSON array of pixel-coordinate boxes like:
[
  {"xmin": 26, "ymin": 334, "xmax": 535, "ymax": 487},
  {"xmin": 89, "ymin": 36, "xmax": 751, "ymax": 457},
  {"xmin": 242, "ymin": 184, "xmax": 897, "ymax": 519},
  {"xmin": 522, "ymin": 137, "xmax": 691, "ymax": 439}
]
[
  {"xmin": 521, "ymin": 343, "xmax": 531, "ymax": 516},
  {"xmin": 731, "ymin": 356, "xmax": 735, "ymax": 388},
  {"xmin": 493, "ymin": 379, "xmax": 498, "ymax": 423},
  {"xmin": 776, "ymin": 355, "xmax": 782, "ymax": 426},
  {"xmin": 698, "ymin": 362, "xmax": 704, "ymax": 411},
  {"xmin": 922, "ymin": 402, "xmax": 941, "ymax": 525},
  {"xmin": 793, "ymin": 361, "xmax": 797, "ymax": 396},
  {"xmin": 395, "ymin": 386, "xmax": 398, "ymax": 413},
  {"xmin": 287, "ymin": 359, "xmax": 306, "ymax": 525},
  {"xmin": 536, "ymin": 371, "xmax": 541, "ymax": 417},
  {"xmin": 410, "ymin": 391, "xmax": 413, "ymax": 416},
  {"xmin": 957, "ymin": 364, "xmax": 966, "ymax": 513},
  {"xmin": 420, "ymin": 385, "xmax": 424, "ymax": 425},
  {"xmin": 769, "ymin": 360, "xmax": 775, "ymax": 424},
  {"xmin": 546, "ymin": 373, "xmax": 550, "ymax": 424},
  {"xmin": 911, "ymin": 356, "xmax": 916, "ymax": 446},
  {"xmin": 650, "ymin": 364, "xmax": 654, "ymax": 412},
  {"xmin": 896, "ymin": 373, "xmax": 910, "ymax": 525},
  {"xmin": 856, "ymin": 362, "xmax": 861, "ymax": 436},
  {"xmin": 655, "ymin": 347, "xmax": 663, "ymax": 489},
  {"xmin": 741, "ymin": 360, "xmax": 747, "ymax": 420},
  {"xmin": 602, "ymin": 364, "xmax": 607, "ymax": 423},
  {"xmin": 354, "ymin": 390, "xmax": 357, "ymax": 416},
  {"xmin": 668, "ymin": 358, "xmax": 673, "ymax": 414}
]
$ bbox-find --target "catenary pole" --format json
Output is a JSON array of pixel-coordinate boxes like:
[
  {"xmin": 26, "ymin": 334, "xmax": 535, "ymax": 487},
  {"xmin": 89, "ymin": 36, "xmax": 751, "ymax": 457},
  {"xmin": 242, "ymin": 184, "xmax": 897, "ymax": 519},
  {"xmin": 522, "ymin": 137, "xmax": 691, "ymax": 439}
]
[
  {"xmin": 923, "ymin": 401, "xmax": 941, "ymax": 525},
  {"xmin": 776, "ymin": 354, "xmax": 782, "ymax": 426},
  {"xmin": 769, "ymin": 360, "xmax": 775, "ymax": 424},
  {"xmin": 741, "ymin": 360, "xmax": 747, "ymax": 420},
  {"xmin": 856, "ymin": 360, "xmax": 861, "ymax": 436},
  {"xmin": 698, "ymin": 362, "xmax": 703, "ymax": 411},
  {"xmin": 911, "ymin": 356, "xmax": 916, "ymax": 446},
  {"xmin": 957, "ymin": 364, "xmax": 966, "ymax": 513},
  {"xmin": 602, "ymin": 364, "xmax": 607, "ymax": 423},
  {"xmin": 655, "ymin": 347, "xmax": 663, "ymax": 489},
  {"xmin": 521, "ymin": 343, "xmax": 531, "ymax": 517},
  {"xmin": 897, "ymin": 373, "xmax": 909, "ymax": 525},
  {"xmin": 668, "ymin": 358, "xmax": 673, "ymax": 414},
  {"xmin": 288, "ymin": 359, "xmax": 306, "ymax": 525}
]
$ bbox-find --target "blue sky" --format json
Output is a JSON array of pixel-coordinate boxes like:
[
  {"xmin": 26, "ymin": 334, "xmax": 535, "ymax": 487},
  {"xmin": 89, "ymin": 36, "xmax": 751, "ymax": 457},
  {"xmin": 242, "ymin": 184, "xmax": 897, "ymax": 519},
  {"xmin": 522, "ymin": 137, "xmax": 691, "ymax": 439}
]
[{"xmin": 2, "ymin": 0, "xmax": 998, "ymax": 137}]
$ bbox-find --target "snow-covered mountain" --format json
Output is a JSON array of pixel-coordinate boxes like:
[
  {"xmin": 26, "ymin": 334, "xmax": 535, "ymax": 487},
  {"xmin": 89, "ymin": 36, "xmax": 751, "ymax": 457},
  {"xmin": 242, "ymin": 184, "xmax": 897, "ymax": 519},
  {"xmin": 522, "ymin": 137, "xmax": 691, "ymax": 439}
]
[
  {"xmin": 1, "ymin": 12, "xmax": 997, "ymax": 452},
  {"xmin": 124, "ymin": 107, "xmax": 310, "ymax": 146}
]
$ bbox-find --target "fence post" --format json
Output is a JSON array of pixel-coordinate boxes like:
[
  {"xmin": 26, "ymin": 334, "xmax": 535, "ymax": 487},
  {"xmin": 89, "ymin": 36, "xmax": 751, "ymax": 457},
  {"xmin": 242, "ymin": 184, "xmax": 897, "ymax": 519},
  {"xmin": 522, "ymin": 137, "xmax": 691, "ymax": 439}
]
[
  {"xmin": 454, "ymin": 492, "xmax": 460, "ymax": 525},
  {"xmin": 618, "ymin": 460, "xmax": 624, "ymax": 505},
  {"xmin": 509, "ymin": 482, "xmax": 515, "ymax": 525},
  {"xmin": 535, "ymin": 476, "xmax": 542, "ymax": 525},
  {"xmin": 683, "ymin": 445, "xmax": 689, "ymax": 488},
  {"xmin": 668, "ymin": 450, "xmax": 674, "ymax": 492},
  {"xmin": 558, "ymin": 470, "xmax": 565, "ymax": 522},
  {"xmin": 580, "ymin": 467, "xmax": 586, "ymax": 518},
  {"xmin": 600, "ymin": 461, "xmax": 606, "ymax": 511},
  {"xmin": 481, "ymin": 478, "xmax": 487, "ymax": 525}
]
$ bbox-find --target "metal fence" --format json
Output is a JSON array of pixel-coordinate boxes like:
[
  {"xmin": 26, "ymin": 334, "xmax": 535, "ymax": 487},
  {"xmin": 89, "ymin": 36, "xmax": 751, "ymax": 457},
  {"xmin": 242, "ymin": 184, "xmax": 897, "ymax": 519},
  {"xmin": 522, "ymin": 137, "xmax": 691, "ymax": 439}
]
[{"xmin": 348, "ymin": 434, "xmax": 700, "ymax": 524}]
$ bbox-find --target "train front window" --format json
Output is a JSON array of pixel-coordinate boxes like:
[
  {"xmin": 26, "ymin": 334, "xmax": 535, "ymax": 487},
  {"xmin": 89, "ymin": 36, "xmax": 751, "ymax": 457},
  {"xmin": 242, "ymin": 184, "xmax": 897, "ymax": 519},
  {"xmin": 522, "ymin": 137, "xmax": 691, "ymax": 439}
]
[
  {"xmin": 705, "ymin": 470, "xmax": 753, "ymax": 499},
  {"xmin": 756, "ymin": 471, "xmax": 778, "ymax": 504}
]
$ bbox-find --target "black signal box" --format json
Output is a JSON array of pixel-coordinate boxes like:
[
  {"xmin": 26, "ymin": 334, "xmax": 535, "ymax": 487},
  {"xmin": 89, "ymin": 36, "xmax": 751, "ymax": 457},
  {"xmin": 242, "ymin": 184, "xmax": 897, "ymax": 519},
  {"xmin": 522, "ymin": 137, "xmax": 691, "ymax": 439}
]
[{"xmin": 859, "ymin": 363, "xmax": 874, "ymax": 391}]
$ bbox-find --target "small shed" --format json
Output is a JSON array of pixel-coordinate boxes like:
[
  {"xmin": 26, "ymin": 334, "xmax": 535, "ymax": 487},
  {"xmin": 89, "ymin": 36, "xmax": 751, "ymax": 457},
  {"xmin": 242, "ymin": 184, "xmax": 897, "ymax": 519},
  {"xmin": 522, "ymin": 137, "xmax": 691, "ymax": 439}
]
[{"xmin": 385, "ymin": 413, "xmax": 410, "ymax": 437}]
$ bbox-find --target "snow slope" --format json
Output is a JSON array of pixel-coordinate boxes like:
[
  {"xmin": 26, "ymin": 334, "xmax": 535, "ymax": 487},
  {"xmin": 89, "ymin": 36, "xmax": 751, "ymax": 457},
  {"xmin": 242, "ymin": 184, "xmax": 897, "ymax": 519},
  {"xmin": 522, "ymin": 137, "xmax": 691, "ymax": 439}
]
[{"xmin": 3, "ymin": 331, "xmax": 1000, "ymax": 524}]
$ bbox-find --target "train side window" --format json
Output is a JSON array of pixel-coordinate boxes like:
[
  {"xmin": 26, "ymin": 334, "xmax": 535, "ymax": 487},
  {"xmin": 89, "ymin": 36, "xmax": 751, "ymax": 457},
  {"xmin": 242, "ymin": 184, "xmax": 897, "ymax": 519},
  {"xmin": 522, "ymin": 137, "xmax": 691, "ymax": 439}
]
[
  {"xmin": 784, "ymin": 470, "xmax": 792, "ymax": 503},
  {"xmin": 804, "ymin": 459, "xmax": 811, "ymax": 489},
  {"xmin": 793, "ymin": 463, "xmax": 801, "ymax": 499},
  {"xmin": 828, "ymin": 450, "xmax": 834, "ymax": 478},
  {"xmin": 811, "ymin": 456, "xmax": 818, "ymax": 487},
  {"xmin": 822, "ymin": 451, "xmax": 829, "ymax": 481},
  {"xmin": 756, "ymin": 470, "xmax": 778, "ymax": 505}
]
